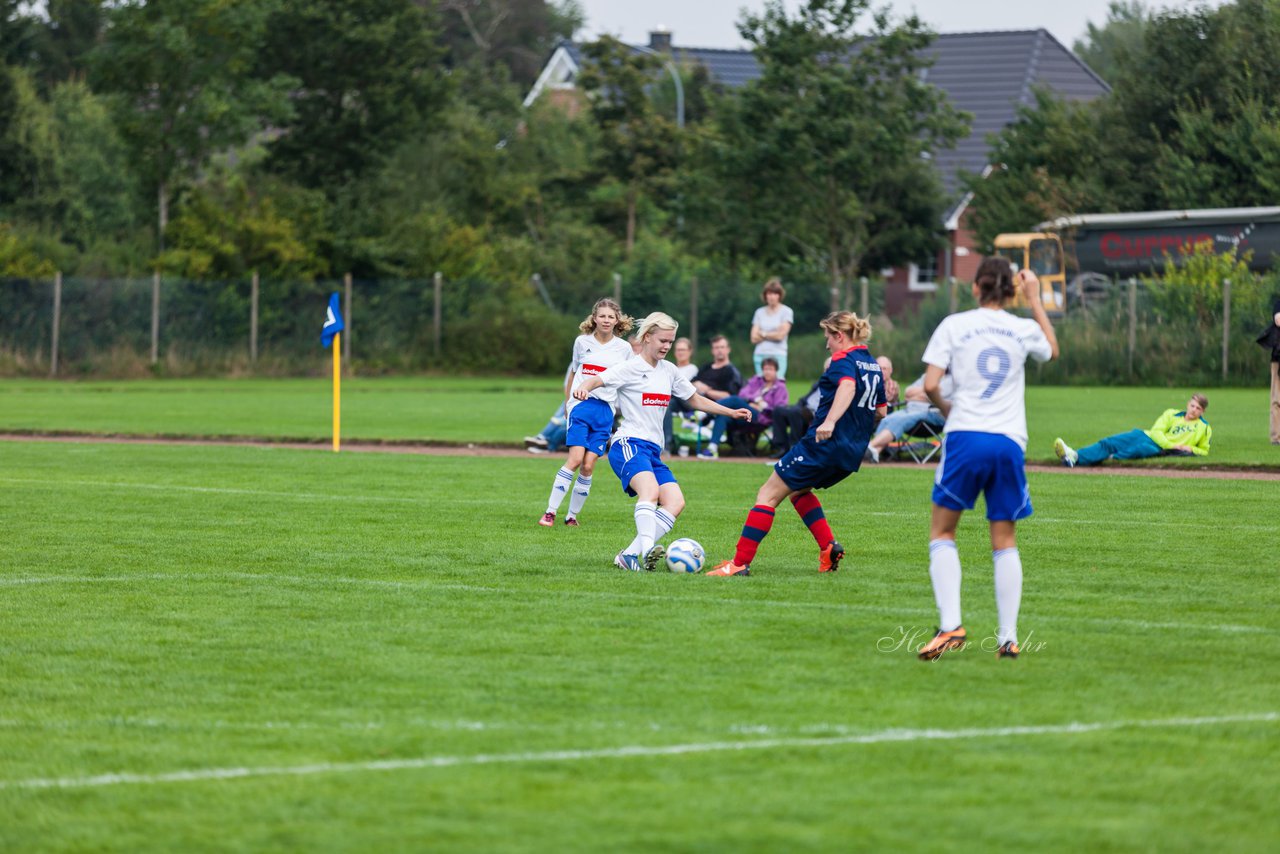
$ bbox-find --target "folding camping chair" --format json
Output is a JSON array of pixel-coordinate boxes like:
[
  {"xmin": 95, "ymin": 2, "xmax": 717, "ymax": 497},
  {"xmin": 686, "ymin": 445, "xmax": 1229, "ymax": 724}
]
[{"xmin": 886, "ymin": 406, "xmax": 944, "ymax": 464}]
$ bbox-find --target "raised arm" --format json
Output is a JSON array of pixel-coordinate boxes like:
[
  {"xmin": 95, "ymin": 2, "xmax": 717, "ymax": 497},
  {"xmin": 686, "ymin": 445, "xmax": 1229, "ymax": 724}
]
[{"xmin": 1019, "ymin": 269, "xmax": 1059, "ymax": 361}]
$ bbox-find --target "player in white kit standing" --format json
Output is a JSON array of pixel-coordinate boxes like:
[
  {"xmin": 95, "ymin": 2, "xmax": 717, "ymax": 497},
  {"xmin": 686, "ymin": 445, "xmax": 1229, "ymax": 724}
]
[
  {"xmin": 573, "ymin": 312, "xmax": 753, "ymax": 571},
  {"xmin": 916, "ymin": 258, "xmax": 1059, "ymax": 661},
  {"xmin": 538, "ymin": 298, "xmax": 635, "ymax": 528}
]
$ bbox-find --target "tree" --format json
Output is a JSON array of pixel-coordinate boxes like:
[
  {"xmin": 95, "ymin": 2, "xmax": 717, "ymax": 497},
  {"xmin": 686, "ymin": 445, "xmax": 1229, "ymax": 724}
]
[
  {"xmin": 48, "ymin": 79, "xmax": 142, "ymax": 247},
  {"xmin": 0, "ymin": 222, "xmax": 57, "ymax": 277},
  {"xmin": 159, "ymin": 169, "xmax": 330, "ymax": 281},
  {"xmin": 967, "ymin": 0, "xmax": 1280, "ymax": 233},
  {"xmin": 0, "ymin": 64, "xmax": 57, "ymax": 219},
  {"xmin": 726, "ymin": 0, "xmax": 968, "ymax": 309},
  {"xmin": 576, "ymin": 35, "xmax": 681, "ymax": 256},
  {"xmin": 436, "ymin": 0, "xmax": 583, "ymax": 88},
  {"xmin": 91, "ymin": 0, "xmax": 296, "ymax": 251},
  {"xmin": 258, "ymin": 0, "xmax": 450, "ymax": 192},
  {"xmin": 1073, "ymin": 1, "xmax": 1151, "ymax": 84},
  {"xmin": 0, "ymin": 0, "xmax": 40, "ymax": 67},
  {"xmin": 961, "ymin": 89, "xmax": 1113, "ymax": 249}
]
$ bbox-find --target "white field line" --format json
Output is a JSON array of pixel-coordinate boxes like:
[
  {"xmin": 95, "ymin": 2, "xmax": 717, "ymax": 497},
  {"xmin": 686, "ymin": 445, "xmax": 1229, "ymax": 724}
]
[
  {"xmin": 1, "ymin": 476, "xmax": 1276, "ymax": 531},
  {"xmin": 3, "ymin": 712, "xmax": 1275, "ymax": 792},
  {"xmin": 0, "ymin": 571, "xmax": 1269, "ymax": 635},
  {"xmin": 0, "ymin": 477, "xmax": 423, "ymax": 504}
]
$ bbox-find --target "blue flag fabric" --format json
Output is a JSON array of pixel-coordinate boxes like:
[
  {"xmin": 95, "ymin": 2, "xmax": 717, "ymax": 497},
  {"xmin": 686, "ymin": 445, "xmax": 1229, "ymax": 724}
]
[{"xmin": 321, "ymin": 292, "xmax": 345, "ymax": 348}]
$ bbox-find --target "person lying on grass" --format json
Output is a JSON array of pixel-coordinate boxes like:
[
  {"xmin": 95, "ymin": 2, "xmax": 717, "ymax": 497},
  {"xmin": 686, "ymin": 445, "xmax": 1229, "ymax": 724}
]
[{"xmin": 1053, "ymin": 394, "xmax": 1211, "ymax": 467}]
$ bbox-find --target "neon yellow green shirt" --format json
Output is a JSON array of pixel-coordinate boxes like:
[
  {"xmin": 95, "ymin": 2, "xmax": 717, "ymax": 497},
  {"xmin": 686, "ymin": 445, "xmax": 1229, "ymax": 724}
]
[{"xmin": 1145, "ymin": 408, "xmax": 1212, "ymax": 456}]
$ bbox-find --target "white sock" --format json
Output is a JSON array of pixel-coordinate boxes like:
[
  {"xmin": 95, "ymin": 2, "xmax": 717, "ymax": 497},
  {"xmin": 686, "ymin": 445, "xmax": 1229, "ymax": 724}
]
[
  {"xmin": 634, "ymin": 501, "xmax": 657, "ymax": 556},
  {"xmin": 993, "ymin": 547, "xmax": 1023, "ymax": 646},
  {"xmin": 622, "ymin": 508, "xmax": 674, "ymax": 555},
  {"xmin": 928, "ymin": 539, "xmax": 963, "ymax": 632},
  {"xmin": 566, "ymin": 474, "xmax": 592, "ymax": 519},
  {"xmin": 654, "ymin": 507, "xmax": 676, "ymax": 541},
  {"xmin": 546, "ymin": 467, "xmax": 575, "ymax": 514}
]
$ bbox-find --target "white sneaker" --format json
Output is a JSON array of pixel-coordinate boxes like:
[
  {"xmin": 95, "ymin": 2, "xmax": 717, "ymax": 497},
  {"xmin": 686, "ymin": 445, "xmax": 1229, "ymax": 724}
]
[
  {"xmin": 1053, "ymin": 437, "xmax": 1078, "ymax": 467},
  {"xmin": 524, "ymin": 435, "xmax": 549, "ymax": 449}
]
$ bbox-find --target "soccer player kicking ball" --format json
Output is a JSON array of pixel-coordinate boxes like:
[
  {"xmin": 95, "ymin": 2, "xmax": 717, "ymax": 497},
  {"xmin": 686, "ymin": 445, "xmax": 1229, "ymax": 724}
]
[
  {"xmin": 573, "ymin": 312, "xmax": 753, "ymax": 572},
  {"xmin": 707, "ymin": 311, "xmax": 887, "ymax": 577},
  {"xmin": 916, "ymin": 258, "xmax": 1058, "ymax": 661}
]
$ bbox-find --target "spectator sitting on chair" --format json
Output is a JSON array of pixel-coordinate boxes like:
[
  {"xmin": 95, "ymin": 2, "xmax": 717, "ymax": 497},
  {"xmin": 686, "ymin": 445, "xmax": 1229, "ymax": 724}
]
[
  {"xmin": 526, "ymin": 365, "xmax": 574, "ymax": 453},
  {"xmin": 692, "ymin": 334, "xmax": 743, "ymax": 403},
  {"xmin": 524, "ymin": 400, "xmax": 568, "ymax": 454},
  {"xmin": 769, "ymin": 359, "xmax": 830, "ymax": 457},
  {"xmin": 877, "ymin": 356, "xmax": 900, "ymax": 408},
  {"xmin": 1054, "ymin": 394, "xmax": 1211, "ymax": 467},
  {"xmin": 702, "ymin": 357, "xmax": 789, "ymax": 458},
  {"xmin": 863, "ymin": 370, "xmax": 955, "ymax": 462},
  {"xmin": 665, "ymin": 337, "xmax": 701, "ymax": 452}
]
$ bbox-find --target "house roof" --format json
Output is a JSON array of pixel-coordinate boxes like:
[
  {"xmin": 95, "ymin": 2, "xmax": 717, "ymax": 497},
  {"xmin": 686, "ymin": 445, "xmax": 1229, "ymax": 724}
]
[{"xmin": 527, "ymin": 29, "xmax": 1109, "ymax": 224}]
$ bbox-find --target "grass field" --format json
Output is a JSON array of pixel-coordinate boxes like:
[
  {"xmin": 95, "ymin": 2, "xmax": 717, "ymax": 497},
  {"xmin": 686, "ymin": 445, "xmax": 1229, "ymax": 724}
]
[
  {"xmin": 2, "ymin": 410, "xmax": 1278, "ymax": 849},
  {"xmin": 1, "ymin": 376, "xmax": 1278, "ymax": 467}
]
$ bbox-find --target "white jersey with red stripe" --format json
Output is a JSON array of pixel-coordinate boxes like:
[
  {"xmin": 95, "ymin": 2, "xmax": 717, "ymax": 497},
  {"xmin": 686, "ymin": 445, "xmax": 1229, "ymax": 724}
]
[
  {"xmin": 597, "ymin": 357, "xmax": 696, "ymax": 447},
  {"xmin": 566, "ymin": 333, "xmax": 634, "ymax": 414}
]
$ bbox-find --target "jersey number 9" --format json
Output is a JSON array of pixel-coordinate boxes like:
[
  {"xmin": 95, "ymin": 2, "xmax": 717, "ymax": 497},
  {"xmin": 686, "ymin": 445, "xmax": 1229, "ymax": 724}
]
[{"xmin": 976, "ymin": 347, "xmax": 1012, "ymax": 399}]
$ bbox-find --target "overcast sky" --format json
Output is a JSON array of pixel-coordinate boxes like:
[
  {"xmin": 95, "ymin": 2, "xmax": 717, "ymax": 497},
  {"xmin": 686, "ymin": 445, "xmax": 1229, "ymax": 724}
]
[{"xmin": 573, "ymin": 0, "xmax": 1225, "ymax": 52}]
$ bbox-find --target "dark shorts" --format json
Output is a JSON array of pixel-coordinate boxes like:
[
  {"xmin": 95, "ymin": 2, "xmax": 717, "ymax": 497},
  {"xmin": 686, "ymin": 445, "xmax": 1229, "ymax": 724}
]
[{"xmin": 773, "ymin": 438, "xmax": 854, "ymax": 492}]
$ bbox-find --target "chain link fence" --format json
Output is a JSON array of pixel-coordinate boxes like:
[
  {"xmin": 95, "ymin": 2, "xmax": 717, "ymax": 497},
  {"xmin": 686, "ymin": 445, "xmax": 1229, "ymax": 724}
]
[
  {"xmin": 1, "ymin": 271, "xmax": 1271, "ymax": 385},
  {"xmin": 0, "ymin": 271, "xmax": 875, "ymax": 378}
]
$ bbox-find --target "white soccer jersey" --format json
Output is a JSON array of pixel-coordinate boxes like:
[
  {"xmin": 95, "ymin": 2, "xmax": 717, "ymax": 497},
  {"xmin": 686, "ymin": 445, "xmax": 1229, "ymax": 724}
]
[
  {"xmin": 597, "ymin": 357, "xmax": 696, "ymax": 447},
  {"xmin": 566, "ymin": 333, "xmax": 633, "ymax": 414},
  {"xmin": 921, "ymin": 307, "xmax": 1052, "ymax": 450}
]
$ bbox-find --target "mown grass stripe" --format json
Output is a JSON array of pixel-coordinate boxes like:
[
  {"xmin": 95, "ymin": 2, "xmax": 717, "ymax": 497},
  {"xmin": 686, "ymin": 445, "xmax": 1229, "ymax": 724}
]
[
  {"xmin": 5, "ymin": 713, "xmax": 1275, "ymax": 791},
  {"xmin": 2, "ymin": 571, "xmax": 1266, "ymax": 635}
]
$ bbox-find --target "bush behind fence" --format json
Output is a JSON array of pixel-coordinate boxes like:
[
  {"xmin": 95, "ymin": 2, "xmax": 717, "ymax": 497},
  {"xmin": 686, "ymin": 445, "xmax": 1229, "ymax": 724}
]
[{"xmin": 0, "ymin": 274, "xmax": 1273, "ymax": 386}]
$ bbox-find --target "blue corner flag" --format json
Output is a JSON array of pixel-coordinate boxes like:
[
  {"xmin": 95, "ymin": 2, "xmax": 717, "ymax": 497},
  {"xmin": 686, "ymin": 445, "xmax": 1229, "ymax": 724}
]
[{"xmin": 321, "ymin": 292, "xmax": 345, "ymax": 348}]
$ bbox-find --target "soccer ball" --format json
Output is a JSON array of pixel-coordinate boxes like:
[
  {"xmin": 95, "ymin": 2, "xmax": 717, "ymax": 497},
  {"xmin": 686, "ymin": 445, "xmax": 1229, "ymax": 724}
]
[{"xmin": 665, "ymin": 538, "xmax": 705, "ymax": 573}]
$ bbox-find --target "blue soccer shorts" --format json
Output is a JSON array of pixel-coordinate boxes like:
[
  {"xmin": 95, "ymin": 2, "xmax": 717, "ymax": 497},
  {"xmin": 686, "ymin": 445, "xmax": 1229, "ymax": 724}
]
[
  {"xmin": 932, "ymin": 430, "xmax": 1032, "ymax": 521},
  {"xmin": 565, "ymin": 397, "xmax": 615, "ymax": 457},
  {"xmin": 774, "ymin": 438, "xmax": 854, "ymax": 492},
  {"xmin": 608, "ymin": 437, "xmax": 677, "ymax": 497}
]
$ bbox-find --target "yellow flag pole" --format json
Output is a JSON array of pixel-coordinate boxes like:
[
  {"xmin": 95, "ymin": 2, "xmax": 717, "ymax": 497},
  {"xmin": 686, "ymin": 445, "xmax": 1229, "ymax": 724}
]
[{"xmin": 332, "ymin": 332, "xmax": 341, "ymax": 452}]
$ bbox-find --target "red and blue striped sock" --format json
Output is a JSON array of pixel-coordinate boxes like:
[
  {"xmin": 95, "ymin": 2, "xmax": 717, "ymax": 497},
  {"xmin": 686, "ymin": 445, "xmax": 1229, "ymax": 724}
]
[
  {"xmin": 734, "ymin": 504, "xmax": 776, "ymax": 566},
  {"xmin": 790, "ymin": 492, "xmax": 833, "ymax": 549}
]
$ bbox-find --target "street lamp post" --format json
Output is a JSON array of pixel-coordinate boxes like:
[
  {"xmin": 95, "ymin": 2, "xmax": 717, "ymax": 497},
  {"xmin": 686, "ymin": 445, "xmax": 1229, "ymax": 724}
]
[{"xmin": 634, "ymin": 44, "xmax": 684, "ymax": 128}]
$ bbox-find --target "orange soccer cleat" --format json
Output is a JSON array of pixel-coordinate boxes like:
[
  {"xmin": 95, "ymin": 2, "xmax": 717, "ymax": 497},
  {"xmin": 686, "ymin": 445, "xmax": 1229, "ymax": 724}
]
[
  {"xmin": 996, "ymin": 641, "xmax": 1020, "ymax": 660},
  {"xmin": 917, "ymin": 626, "xmax": 968, "ymax": 661},
  {"xmin": 818, "ymin": 541, "xmax": 845, "ymax": 573},
  {"xmin": 705, "ymin": 560, "xmax": 750, "ymax": 577}
]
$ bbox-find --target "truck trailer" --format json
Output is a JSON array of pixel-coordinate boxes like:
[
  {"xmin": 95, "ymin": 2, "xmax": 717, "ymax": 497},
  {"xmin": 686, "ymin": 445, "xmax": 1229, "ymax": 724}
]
[{"xmin": 993, "ymin": 206, "xmax": 1280, "ymax": 309}]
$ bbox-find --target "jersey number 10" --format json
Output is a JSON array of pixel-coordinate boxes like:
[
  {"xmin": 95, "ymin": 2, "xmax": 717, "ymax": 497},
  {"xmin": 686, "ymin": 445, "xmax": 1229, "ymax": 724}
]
[{"xmin": 856, "ymin": 374, "xmax": 881, "ymax": 409}]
